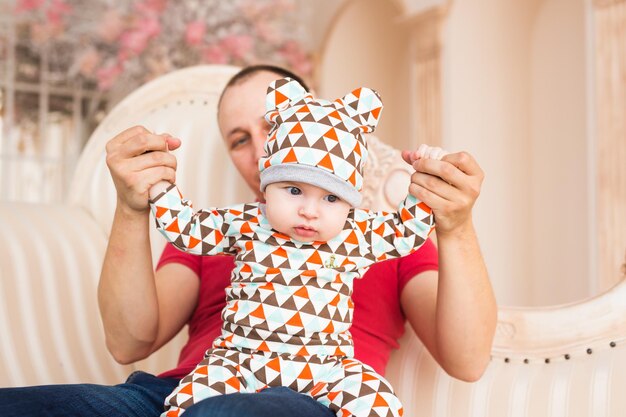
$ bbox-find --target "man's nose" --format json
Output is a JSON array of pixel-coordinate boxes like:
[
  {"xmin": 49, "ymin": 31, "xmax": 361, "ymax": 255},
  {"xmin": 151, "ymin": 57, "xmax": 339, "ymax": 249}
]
[{"xmin": 252, "ymin": 133, "xmax": 267, "ymax": 163}]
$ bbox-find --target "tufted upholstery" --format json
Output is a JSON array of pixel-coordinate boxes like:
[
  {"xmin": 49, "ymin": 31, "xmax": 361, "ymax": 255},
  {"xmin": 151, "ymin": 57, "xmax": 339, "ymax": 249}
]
[{"xmin": 1, "ymin": 65, "xmax": 625, "ymax": 416}]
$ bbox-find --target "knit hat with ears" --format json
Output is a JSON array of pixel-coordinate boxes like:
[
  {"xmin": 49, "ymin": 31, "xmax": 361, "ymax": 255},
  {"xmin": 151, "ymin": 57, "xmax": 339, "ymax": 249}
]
[{"xmin": 259, "ymin": 77, "xmax": 383, "ymax": 207}]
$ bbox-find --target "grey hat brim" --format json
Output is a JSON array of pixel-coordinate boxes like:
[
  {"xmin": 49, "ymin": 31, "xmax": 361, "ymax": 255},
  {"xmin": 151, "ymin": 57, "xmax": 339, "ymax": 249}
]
[{"xmin": 260, "ymin": 164, "xmax": 362, "ymax": 207}]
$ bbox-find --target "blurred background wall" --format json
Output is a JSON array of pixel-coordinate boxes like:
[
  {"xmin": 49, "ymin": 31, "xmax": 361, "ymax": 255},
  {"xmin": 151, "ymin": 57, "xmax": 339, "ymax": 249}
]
[
  {"xmin": 1, "ymin": 0, "xmax": 624, "ymax": 308},
  {"xmin": 316, "ymin": 0, "xmax": 595, "ymax": 307}
]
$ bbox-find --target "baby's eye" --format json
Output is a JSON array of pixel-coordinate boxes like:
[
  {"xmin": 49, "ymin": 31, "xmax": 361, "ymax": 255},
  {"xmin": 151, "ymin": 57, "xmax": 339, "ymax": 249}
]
[
  {"xmin": 325, "ymin": 195, "xmax": 339, "ymax": 203},
  {"xmin": 288, "ymin": 186, "xmax": 302, "ymax": 195}
]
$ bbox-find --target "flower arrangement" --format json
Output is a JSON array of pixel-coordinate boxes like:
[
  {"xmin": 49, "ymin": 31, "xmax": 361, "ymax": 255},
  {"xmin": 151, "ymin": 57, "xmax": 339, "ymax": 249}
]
[{"xmin": 13, "ymin": 0, "xmax": 313, "ymax": 91}]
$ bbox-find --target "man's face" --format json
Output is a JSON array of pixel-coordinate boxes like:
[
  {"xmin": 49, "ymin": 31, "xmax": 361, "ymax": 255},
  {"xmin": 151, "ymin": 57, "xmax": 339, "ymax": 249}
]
[{"xmin": 218, "ymin": 71, "xmax": 280, "ymax": 201}]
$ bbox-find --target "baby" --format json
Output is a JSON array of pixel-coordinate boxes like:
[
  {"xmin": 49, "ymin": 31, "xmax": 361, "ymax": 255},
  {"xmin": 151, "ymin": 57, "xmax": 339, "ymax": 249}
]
[{"xmin": 149, "ymin": 78, "xmax": 437, "ymax": 417}]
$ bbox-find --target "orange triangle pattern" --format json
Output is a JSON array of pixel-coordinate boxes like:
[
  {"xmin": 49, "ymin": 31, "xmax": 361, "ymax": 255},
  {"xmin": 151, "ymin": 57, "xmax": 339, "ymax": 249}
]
[
  {"xmin": 324, "ymin": 128, "xmax": 338, "ymax": 141},
  {"xmin": 164, "ymin": 343, "xmax": 403, "ymax": 415},
  {"xmin": 306, "ymin": 251, "xmax": 323, "ymax": 265},
  {"xmin": 258, "ymin": 79, "xmax": 387, "ymax": 202},
  {"xmin": 275, "ymin": 90, "xmax": 288, "ymax": 106},
  {"xmin": 289, "ymin": 122, "xmax": 304, "ymax": 134},
  {"xmin": 297, "ymin": 363, "xmax": 313, "ymax": 380},
  {"xmin": 250, "ymin": 304, "xmax": 265, "ymax": 319},
  {"xmin": 287, "ymin": 312, "xmax": 303, "ymax": 327},
  {"xmin": 151, "ymin": 186, "xmax": 434, "ymax": 365},
  {"xmin": 179, "ymin": 383, "xmax": 193, "ymax": 395},
  {"xmin": 155, "ymin": 206, "xmax": 168, "ymax": 218},
  {"xmin": 188, "ymin": 236, "xmax": 201, "ymax": 248},
  {"xmin": 267, "ymin": 357, "xmax": 281, "ymax": 372},
  {"xmin": 165, "ymin": 218, "xmax": 180, "ymax": 233},
  {"xmin": 283, "ymin": 148, "xmax": 298, "ymax": 163},
  {"xmin": 225, "ymin": 376, "xmax": 241, "ymax": 390},
  {"xmin": 318, "ymin": 153, "xmax": 334, "ymax": 171},
  {"xmin": 294, "ymin": 286, "xmax": 309, "ymax": 298}
]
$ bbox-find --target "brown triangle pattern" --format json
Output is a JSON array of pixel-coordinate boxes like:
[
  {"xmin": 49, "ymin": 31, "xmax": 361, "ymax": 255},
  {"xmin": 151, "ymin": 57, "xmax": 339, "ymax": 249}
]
[
  {"xmin": 152, "ymin": 186, "xmax": 433, "ymax": 360},
  {"xmin": 164, "ymin": 350, "xmax": 403, "ymax": 417},
  {"xmin": 151, "ymin": 176, "xmax": 432, "ymax": 416},
  {"xmin": 260, "ymin": 79, "xmax": 385, "ymax": 191}
]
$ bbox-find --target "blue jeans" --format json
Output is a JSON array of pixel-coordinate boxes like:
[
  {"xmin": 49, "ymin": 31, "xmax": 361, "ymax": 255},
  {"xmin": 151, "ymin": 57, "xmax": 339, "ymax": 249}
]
[{"xmin": 0, "ymin": 371, "xmax": 336, "ymax": 417}]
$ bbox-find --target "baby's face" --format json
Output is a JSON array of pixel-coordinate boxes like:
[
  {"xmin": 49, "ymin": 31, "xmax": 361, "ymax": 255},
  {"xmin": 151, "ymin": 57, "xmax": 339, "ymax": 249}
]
[{"xmin": 264, "ymin": 181, "xmax": 351, "ymax": 242}]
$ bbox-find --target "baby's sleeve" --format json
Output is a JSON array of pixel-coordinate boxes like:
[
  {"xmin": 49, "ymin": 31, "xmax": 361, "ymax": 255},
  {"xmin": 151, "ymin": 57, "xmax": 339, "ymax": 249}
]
[
  {"xmin": 356, "ymin": 193, "xmax": 435, "ymax": 261},
  {"xmin": 149, "ymin": 184, "xmax": 238, "ymax": 256}
]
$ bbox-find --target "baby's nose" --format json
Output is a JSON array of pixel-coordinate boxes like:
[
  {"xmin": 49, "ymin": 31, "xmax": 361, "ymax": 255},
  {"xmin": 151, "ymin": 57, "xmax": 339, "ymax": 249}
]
[{"xmin": 299, "ymin": 202, "xmax": 319, "ymax": 219}]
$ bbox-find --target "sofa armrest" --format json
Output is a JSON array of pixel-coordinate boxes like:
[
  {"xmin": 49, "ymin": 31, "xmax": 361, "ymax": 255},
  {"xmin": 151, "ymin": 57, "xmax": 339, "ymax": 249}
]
[
  {"xmin": 385, "ymin": 281, "xmax": 626, "ymax": 417},
  {"xmin": 0, "ymin": 202, "xmax": 133, "ymax": 386}
]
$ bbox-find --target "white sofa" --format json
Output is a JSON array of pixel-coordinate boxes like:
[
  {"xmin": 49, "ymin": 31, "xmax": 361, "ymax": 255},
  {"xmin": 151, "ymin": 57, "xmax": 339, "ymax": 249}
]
[{"xmin": 1, "ymin": 65, "xmax": 625, "ymax": 416}]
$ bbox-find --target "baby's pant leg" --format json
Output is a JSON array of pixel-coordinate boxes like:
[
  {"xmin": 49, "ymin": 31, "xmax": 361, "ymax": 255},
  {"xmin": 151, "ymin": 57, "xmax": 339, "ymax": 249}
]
[
  {"xmin": 162, "ymin": 349, "xmax": 247, "ymax": 417},
  {"xmin": 317, "ymin": 358, "xmax": 403, "ymax": 417}
]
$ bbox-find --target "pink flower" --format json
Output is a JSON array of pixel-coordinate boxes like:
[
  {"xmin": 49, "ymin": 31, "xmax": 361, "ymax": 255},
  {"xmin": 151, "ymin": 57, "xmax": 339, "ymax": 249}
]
[
  {"xmin": 220, "ymin": 34, "xmax": 253, "ymax": 61},
  {"xmin": 45, "ymin": 0, "xmax": 72, "ymax": 26},
  {"xmin": 202, "ymin": 45, "xmax": 228, "ymax": 64},
  {"xmin": 255, "ymin": 21, "xmax": 279, "ymax": 43},
  {"xmin": 96, "ymin": 62, "xmax": 123, "ymax": 91},
  {"xmin": 185, "ymin": 21, "xmax": 206, "ymax": 46},
  {"xmin": 117, "ymin": 49, "xmax": 131, "ymax": 64},
  {"xmin": 119, "ymin": 17, "xmax": 158, "ymax": 53},
  {"xmin": 136, "ymin": 16, "xmax": 161, "ymax": 38},
  {"xmin": 15, "ymin": 0, "xmax": 45, "ymax": 13},
  {"xmin": 120, "ymin": 30, "xmax": 150, "ymax": 56},
  {"xmin": 75, "ymin": 47, "xmax": 102, "ymax": 76},
  {"xmin": 134, "ymin": 0, "xmax": 168, "ymax": 15},
  {"xmin": 97, "ymin": 9, "xmax": 125, "ymax": 44}
]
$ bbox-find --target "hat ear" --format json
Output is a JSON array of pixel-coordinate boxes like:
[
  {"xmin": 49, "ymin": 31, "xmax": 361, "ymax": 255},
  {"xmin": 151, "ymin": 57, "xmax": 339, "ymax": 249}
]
[
  {"xmin": 340, "ymin": 87, "xmax": 384, "ymax": 133},
  {"xmin": 265, "ymin": 77, "xmax": 309, "ymax": 125}
]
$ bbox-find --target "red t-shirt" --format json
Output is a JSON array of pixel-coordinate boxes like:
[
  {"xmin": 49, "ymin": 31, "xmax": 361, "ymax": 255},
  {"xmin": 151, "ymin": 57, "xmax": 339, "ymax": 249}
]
[{"xmin": 156, "ymin": 239, "xmax": 438, "ymax": 379}]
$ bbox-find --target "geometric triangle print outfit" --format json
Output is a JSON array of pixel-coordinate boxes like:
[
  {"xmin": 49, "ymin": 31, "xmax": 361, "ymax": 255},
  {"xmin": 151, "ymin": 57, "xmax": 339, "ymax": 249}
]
[{"xmin": 149, "ymin": 78, "xmax": 435, "ymax": 417}]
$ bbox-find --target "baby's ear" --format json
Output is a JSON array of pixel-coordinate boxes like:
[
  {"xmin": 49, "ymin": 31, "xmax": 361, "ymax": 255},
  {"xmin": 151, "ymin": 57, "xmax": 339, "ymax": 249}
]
[
  {"xmin": 265, "ymin": 77, "xmax": 309, "ymax": 125},
  {"xmin": 340, "ymin": 87, "xmax": 383, "ymax": 133}
]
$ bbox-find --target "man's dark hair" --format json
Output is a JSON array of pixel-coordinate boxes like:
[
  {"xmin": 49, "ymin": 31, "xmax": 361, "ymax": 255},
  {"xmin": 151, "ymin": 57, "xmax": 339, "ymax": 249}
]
[{"xmin": 218, "ymin": 64, "xmax": 311, "ymax": 110}]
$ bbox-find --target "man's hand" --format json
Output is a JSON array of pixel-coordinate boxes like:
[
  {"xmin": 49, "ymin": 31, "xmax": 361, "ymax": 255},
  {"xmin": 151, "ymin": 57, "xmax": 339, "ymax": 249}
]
[
  {"xmin": 403, "ymin": 145, "xmax": 484, "ymax": 236},
  {"xmin": 105, "ymin": 126, "xmax": 181, "ymax": 213}
]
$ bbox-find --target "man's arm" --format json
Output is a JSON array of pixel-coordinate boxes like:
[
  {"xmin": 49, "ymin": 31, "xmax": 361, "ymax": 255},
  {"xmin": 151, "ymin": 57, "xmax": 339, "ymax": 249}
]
[
  {"xmin": 399, "ymin": 150, "xmax": 497, "ymax": 382},
  {"xmin": 98, "ymin": 126, "xmax": 197, "ymax": 364}
]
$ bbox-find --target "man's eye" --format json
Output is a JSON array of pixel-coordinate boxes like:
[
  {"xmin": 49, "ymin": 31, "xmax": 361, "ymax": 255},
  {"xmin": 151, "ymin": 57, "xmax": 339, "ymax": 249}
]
[
  {"xmin": 288, "ymin": 187, "xmax": 302, "ymax": 195},
  {"xmin": 231, "ymin": 136, "xmax": 249, "ymax": 149},
  {"xmin": 325, "ymin": 195, "xmax": 338, "ymax": 203}
]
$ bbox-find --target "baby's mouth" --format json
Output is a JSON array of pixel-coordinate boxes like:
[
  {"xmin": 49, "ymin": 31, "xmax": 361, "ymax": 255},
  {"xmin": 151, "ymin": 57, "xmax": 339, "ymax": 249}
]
[{"xmin": 294, "ymin": 225, "xmax": 317, "ymax": 238}]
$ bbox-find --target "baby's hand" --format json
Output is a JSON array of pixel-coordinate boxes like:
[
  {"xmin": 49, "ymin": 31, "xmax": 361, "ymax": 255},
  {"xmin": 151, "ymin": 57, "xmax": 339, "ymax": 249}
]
[
  {"xmin": 149, "ymin": 180, "xmax": 172, "ymax": 200},
  {"xmin": 403, "ymin": 144, "xmax": 450, "ymax": 203},
  {"xmin": 404, "ymin": 145, "xmax": 485, "ymax": 235},
  {"xmin": 401, "ymin": 144, "xmax": 449, "ymax": 165},
  {"xmin": 416, "ymin": 144, "xmax": 448, "ymax": 161},
  {"xmin": 147, "ymin": 135, "xmax": 177, "ymax": 200}
]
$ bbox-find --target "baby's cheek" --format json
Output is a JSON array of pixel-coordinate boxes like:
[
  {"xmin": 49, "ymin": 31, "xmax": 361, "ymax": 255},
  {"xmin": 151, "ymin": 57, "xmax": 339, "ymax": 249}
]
[{"xmin": 327, "ymin": 215, "xmax": 350, "ymax": 239}]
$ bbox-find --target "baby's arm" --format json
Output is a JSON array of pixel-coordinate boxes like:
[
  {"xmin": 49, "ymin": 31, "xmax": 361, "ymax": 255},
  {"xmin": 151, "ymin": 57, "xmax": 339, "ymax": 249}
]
[
  {"xmin": 358, "ymin": 194, "xmax": 434, "ymax": 261},
  {"xmin": 358, "ymin": 145, "xmax": 447, "ymax": 260},
  {"xmin": 149, "ymin": 183, "xmax": 237, "ymax": 256}
]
